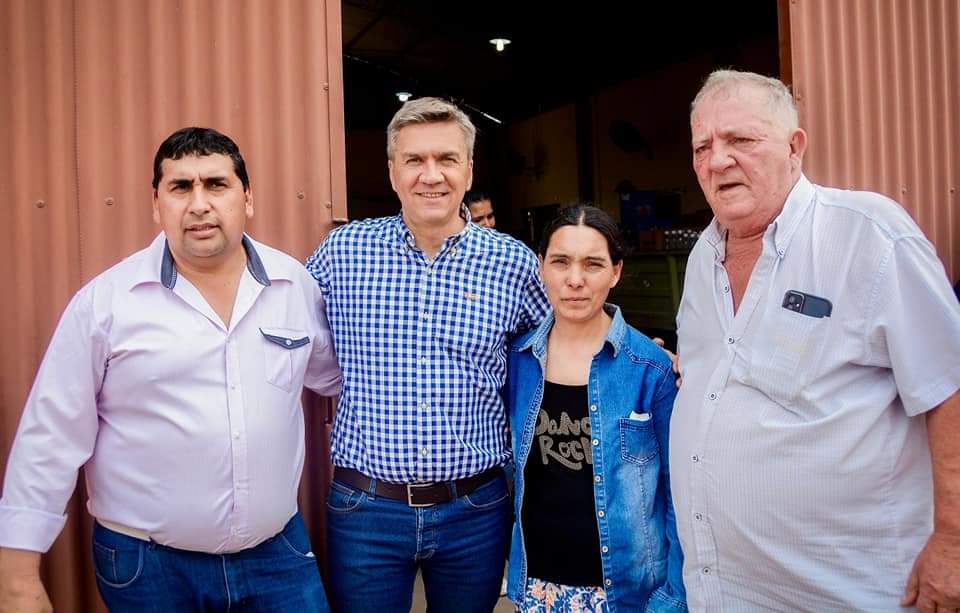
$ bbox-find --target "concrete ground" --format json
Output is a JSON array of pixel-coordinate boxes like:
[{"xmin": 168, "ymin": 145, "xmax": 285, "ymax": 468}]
[{"xmin": 411, "ymin": 568, "xmax": 515, "ymax": 612}]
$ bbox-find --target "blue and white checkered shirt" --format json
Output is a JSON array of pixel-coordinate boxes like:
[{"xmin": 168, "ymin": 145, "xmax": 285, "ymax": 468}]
[{"xmin": 306, "ymin": 213, "xmax": 550, "ymax": 483}]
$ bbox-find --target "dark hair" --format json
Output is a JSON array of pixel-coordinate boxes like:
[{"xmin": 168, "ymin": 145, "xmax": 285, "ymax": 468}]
[
  {"xmin": 538, "ymin": 204, "xmax": 624, "ymax": 265},
  {"xmin": 464, "ymin": 189, "xmax": 492, "ymax": 206},
  {"xmin": 152, "ymin": 127, "xmax": 250, "ymax": 191}
]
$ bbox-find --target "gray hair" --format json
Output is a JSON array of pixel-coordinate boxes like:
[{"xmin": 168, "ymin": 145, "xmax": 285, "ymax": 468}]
[
  {"xmin": 691, "ymin": 69, "xmax": 799, "ymax": 133},
  {"xmin": 386, "ymin": 97, "xmax": 477, "ymax": 159}
]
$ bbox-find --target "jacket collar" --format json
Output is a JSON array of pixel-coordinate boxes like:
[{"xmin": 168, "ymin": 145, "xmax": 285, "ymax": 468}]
[{"xmin": 517, "ymin": 304, "xmax": 627, "ymax": 360}]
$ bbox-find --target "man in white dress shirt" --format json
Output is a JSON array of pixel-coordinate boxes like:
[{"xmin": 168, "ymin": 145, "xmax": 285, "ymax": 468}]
[
  {"xmin": 670, "ymin": 70, "xmax": 960, "ymax": 611},
  {"xmin": 0, "ymin": 127, "xmax": 341, "ymax": 612}
]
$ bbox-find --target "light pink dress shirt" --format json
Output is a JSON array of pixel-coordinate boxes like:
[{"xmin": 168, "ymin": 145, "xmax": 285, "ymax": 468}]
[{"xmin": 0, "ymin": 233, "xmax": 341, "ymax": 554}]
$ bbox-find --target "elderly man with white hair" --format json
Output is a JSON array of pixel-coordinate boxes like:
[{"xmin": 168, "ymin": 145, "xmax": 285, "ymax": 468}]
[{"xmin": 670, "ymin": 69, "xmax": 960, "ymax": 611}]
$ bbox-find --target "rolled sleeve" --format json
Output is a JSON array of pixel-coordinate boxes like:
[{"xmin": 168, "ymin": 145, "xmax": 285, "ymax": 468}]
[
  {"xmin": 0, "ymin": 506, "xmax": 68, "ymax": 552},
  {"xmin": 866, "ymin": 236, "xmax": 960, "ymax": 415}
]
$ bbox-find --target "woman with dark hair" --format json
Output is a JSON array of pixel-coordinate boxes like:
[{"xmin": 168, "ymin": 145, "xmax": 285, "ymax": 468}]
[{"xmin": 505, "ymin": 205, "xmax": 686, "ymax": 612}]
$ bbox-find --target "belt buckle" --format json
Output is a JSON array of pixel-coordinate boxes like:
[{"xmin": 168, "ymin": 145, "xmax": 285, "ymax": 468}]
[{"xmin": 406, "ymin": 483, "xmax": 435, "ymax": 508}]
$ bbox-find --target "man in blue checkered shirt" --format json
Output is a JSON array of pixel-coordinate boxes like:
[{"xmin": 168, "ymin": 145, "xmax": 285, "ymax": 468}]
[{"xmin": 306, "ymin": 97, "xmax": 549, "ymax": 612}]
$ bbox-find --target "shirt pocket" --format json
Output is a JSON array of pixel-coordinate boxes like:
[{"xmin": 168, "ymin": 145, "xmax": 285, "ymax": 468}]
[
  {"xmin": 260, "ymin": 327, "xmax": 311, "ymax": 392},
  {"xmin": 745, "ymin": 307, "xmax": 827, "ymax": 408},
  {"xmin": 619, "ymin": 416, "xmax": 659, "ymax": 464}
]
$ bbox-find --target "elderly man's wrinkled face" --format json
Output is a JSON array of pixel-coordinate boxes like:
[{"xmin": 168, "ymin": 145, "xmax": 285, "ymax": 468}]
[{"xmin": 691, "ymin": 86, "xmax": 806, "ymax": 236}]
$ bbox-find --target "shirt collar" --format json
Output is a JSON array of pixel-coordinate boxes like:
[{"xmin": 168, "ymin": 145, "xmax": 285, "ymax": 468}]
[
  {"xmin": 518, "ymin": 304, "xmax": 628, "ymax": 360},
  {"xmin": 131, "ymin": 233, "xmax": 275, "ymax": 290},
  {"xmin": 768, "ymin": 173, "xmax": 815, "ymax": 259},
  {"xmin": 702, "ymin": 173, "xmax": 815, "ymax": 262},
  {"xmin": 702, "ymin": 217, "xmax": 727, "ymax": 261},
  {"xmin": 382, "ymin": 205, "xmax": 474, "ymax": 254}
]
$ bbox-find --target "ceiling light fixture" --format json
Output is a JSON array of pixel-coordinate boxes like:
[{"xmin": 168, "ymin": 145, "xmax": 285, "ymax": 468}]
[
  {"xmin": 479, "ymin": 111, "xmax": 502, "ymax": 125},
  {"xmin": 489, "ymin": 38, "xmax": 511, "ymax": 52},
  {"xmin": 395, "ymin": 91, "xmax": 412, "ymax": 102}
]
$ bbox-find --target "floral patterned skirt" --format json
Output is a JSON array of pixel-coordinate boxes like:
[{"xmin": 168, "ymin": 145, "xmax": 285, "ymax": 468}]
[{"xmin": 517, "ymin": 577, "xmax": 608, "ymax": 612}]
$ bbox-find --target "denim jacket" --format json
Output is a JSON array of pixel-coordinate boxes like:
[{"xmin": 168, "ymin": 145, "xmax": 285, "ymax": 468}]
[{"xmin": 506, "ymin": 305, "xmax": 686, "ymax": 612}]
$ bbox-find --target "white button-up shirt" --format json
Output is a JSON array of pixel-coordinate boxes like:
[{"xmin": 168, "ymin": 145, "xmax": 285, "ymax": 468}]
[
  {"xmin": 671, "ymin": 175, "xmax": 960, "ymax": 610},
  {"xmin": 0, "ymin": 234, "xmax": 341, "ymax": 554}
]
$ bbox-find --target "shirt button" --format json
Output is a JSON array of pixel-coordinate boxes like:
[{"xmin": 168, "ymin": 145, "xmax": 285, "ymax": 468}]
[
  {"xmin": 592, "ymin": 439, "xmax": 599, "ymax": 446},
  {"xmin": 604, "ymin": 579, "xmax": 612, "ymax": 586},
  {"xmin": 708, "ymin": 392, "xmax": 717, "ymax": 400},
  {"xmin": 703, "ymin": 567, "xmax": 711, "ymax": 575},
  {"xmin": 589, "ymin": 404, "xmax": 597, "ymax": 412},
  {"xmin": 233, "ymin": 432, "xmax": 240, "ymax": 439},
  {"xmin": 419, "ymin": 357, "xmax": 427, "ymax": 365},
  {"xmin": 723, "ymin": 285, "xmax": 730, "ymax": 293},
  {"xmin": 594, "ymin": 475, "xmax": 601, "ymax": 482},
  {"xmin": 285, "ymin": 339, "xmax": 292, "ymax": 346},
  {"xmin": 695, "ymin": 513, "xmax": 703, "ymax": 521},
  {"xmin": 727, "ymin": 337, "xmax": 734, "ymax": 344},
  {"xmin": 692, "ymin": 455, "xmax": 700, "ymax": 462},
  {"xmin": 420, "ymin": 447, "xmax": 429, "ymax": 456},
  {"xmin": 601, "ymin": 545, "xmax": 609, "ymax": 553},
  {"xmin": 420, "ymin": 401, "xmax": 429, "ymax": 409},
  {"xmin": 421, "ymin": 311, "xmax": 429, "ymax": 320},
  {"xmin": 597, "ymin": 510, "xmax": 605, "ymax": 518}
]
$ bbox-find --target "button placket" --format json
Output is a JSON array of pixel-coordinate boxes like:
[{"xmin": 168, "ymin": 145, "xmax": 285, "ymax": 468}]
[{"xmin": 224, "ymin": 333, "xmax": 248, "ymax": 545}]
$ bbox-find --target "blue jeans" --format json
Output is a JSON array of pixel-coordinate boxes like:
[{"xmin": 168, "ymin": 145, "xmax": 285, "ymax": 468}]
[
  {"xmin": 93, "ymin": 512, "xmax": 329, "ymax": 612},
  {"xmin": 326, "ymin": 471, "xmax": 511, "ymax": 612}
]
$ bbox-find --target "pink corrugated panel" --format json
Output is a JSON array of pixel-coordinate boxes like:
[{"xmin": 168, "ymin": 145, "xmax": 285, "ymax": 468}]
[
  {"xmin": 789, "ymin": 0, "xmax": 959, "ymax": 282},
  {"xmin": 1, "ymin": 1, "xmax": 346, "ymax": 610}
]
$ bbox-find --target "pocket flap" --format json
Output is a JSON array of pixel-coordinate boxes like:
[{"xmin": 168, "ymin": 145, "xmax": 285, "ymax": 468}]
[{"xmin": 260, "ymin": 328, "xmax": 310, "ymax": 349}]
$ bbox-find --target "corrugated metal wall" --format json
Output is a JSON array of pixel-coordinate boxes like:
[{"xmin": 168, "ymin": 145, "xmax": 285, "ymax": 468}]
[
  {"xmin": 788, "ymin": 0, "xmax": 959, "ymax": 282},
  {"xmin": 0, "ymin": 1, "xmax": 345, "ymax": 610}
]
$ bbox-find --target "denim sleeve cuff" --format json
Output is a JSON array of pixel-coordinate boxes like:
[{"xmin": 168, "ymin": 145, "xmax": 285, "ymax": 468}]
[
  {"xmin": 645, "ymin": 586, "xmax": 687, "ymax": 613},
  {"xmin": 0, "ymin": 505, "xmax": 67, "ymax": 552}
]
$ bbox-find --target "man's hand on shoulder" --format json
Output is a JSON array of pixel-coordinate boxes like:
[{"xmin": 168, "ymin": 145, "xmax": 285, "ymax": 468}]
[
  {"xmin": 652, "ymin": 337, "xmax": 682, "ymax": 388},
  {"xmin": 0, "ymin": 548, "xmax": 51, "ymax": 613},
  {"xmin": 901, "ymin": 531, "xmax": 960, "ymax": 611}
]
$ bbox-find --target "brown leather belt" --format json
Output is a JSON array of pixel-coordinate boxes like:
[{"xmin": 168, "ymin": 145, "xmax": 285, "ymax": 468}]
[{"xmin": 333, "ymin": 466, "xmax": 502, "ymax": 507}]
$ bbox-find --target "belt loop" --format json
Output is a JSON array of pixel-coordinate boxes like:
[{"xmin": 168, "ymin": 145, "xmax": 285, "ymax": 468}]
[
  {"xmin": 366, "ymin": 476, "xmax": 378, "ymax": 499},
  {"xmin": 448, "ymin": 481, "xmax": 458, "ymax": 499}
]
